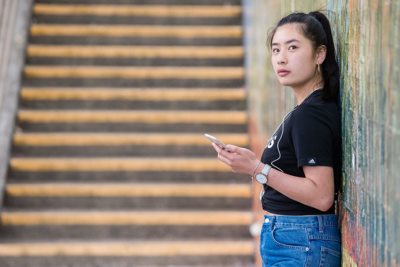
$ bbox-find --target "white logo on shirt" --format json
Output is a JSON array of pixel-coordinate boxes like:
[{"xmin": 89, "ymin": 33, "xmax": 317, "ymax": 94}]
[
  {"xmin": 309, "ymin": 159, "xmax": 316, "ymax": 164},
  {"xmin": 267, "ymin": 135, "xmax": 277, "ymax": 149}
]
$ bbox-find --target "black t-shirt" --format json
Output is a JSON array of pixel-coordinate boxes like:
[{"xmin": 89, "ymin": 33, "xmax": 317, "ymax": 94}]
[{"xmin": 260, "ymin": 90, "xmax": 341, "ymax": 215}]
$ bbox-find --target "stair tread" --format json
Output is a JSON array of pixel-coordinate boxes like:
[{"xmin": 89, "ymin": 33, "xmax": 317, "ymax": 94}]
[
  {"xmin": 33, "ymin": 4, "xmax": 242, "ymax": 17},
  {"xmin": 32, "ymin": 0, "xmax": 241, "ymax": 5},
  {"xmin": 24, "ymin": 65, "xmax": 244, "ymax": 79},
  {"xmin": 30, "ymin": 25, "xmax": 242, "ymax": 38},
  {"xmin": 13, "ymin": 132, "xmax": 247, "ymax": 146},
  {"xmin": 10, "ymin": 157, "xmax": 232, "ymax": 171},
  {"xmin": 0, "ymin": 239, "xmax": 254, "ymax": 256},
  {"xmin": 17, "ymin": 110, "xmax": 247, "ymax": 124},
  {"xmin": 1, "ymin": 210, "xmax": 252, "ymax": 225},
  {"xmin": 27, "ymin": 45, "xmax": 243, "ymax": 58},
  {"xmin": 20, "ymin": 87, "xmax": 245, "ymax": 100},
  {"xmin": 6, "ymin": 182, "xmax": 251, "ymax": 197}
]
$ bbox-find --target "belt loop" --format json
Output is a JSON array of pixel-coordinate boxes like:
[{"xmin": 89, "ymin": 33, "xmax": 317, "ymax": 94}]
[
  {"xmin": 317, "ymin": 215, "xmax": 324, "ymax": 233},
  {"xmin": 269, "ymin": 216, "xmax": 276, "ymax": 231}
]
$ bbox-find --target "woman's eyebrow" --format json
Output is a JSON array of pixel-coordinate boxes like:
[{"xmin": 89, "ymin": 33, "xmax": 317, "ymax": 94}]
[{"xmin": 272, "ymin": 39, "xmax": 300, "ymax": 46}]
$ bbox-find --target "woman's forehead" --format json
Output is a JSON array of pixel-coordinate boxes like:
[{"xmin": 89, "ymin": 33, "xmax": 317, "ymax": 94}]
[{"xmin": 272, "ymin": 24, "xmax": 306, "ymax": 44}]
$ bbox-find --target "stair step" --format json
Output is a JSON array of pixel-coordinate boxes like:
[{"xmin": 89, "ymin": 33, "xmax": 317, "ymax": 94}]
[
  {"xmin": 1, "ymin": 210, "xmax": 252, "ymax": 225},
  {"xmin": 6, "ymin": 183, "xmax": 251, "ymax": 197},
  {"xmin": 13, "ymin": 133, "xmax": 247, "ymax": 146},
  {"xmin": 16, "ymin": 122, "xmax": 247, "ymax": 133},
  {"xmin": 33, "ymin": 15, "xmax": 241, "ymax": 26},
  {"xmin": 0, "ymin": 224, "xmax": 250, "ymax": 241},
  {"xmin": 26, "ymin": 47, "xmax": 243, "ymax": 68},
  {"xmin": 20, "ymin": 88, "xmax": 245, "ymax": 100},
  {"xmin": 17, "ymin": 110, "xmax": 247, "ymax": 124},
  {"xmin": 27, "ymin": 57, "xmax": 244, "ymax": 67},
  {"xmin": 11, "ymin": 145, "xmax": 231, "ymax": 157},
  {"xmin": 10, "ymin": 158, "xmax": 231, "ymax": 171},
  {"xmin": 24, "ymin": 66, "xmax": 243, "ymax": 79},
  {"xmin": 27, "ymin": 45, "xmax": 243, "ymax": 58},
  {"xmin": 22, "ymin": 77, "xmax": 244, "ymax": 88},
  {"xmin": 29, "ymin": 36, "xmax": 242, "ymax": 47},
  {"xmin": 4, "ymin": 195, "xmax": 250, "ymax": 210},
  {"xmin": 0, "ymin": 255, "xmax": 253, "ymax": 267},
  {"xmin": 30, "ymin": 25, "xmax": 242, "ymax": 38},
  {"xmin": 19, "ymin": 87, "xmax": 246, "ymax": 110},
  {"xmin": 11, "ymin": 133, "xmax": 247, "ymax": 157},
  {"xmin": 19, "ymin": 99, "xmax": 246, "ymax": 111},
  {"xmin": 0, "ymin": 240, "xmax": 253, "ymax": 256},
  {"xmin": 33, "ymin": 4, "xmax": 241, "ymax": 17},
  {"xmin": 8, "ymin": 170, "xmax": 248, "ymax": 183},
  {"xmin": 34, "ymin": 0, "xmax": 241, "ymax": 6}
]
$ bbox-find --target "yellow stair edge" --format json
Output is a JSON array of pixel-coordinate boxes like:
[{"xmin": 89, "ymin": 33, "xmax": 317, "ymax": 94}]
[
  {"xmin": 30, "ymin": 25, "xmax": 242, "ymax": 38},
  {"xmin": 33, "ymin": 4, "xmax": 242, "ymax": 17},
  {"xmin": 13, "ymin": 133, "xmax": 248, "ymax": 146},
  {"xmin": 17, "ymin": 110, "xmax": 247, "ymax": 124},
  {"xmin": 24, "ymin": 66, "xmax": 244, "ymax": 79},
  {"xmin": 0, "ymin": 240, "xmax": 254, "ymax": 256},
  {"xmin": 10, "ymin": 157, "xmax": 232, "ymax": 171},
  {"xmin": 27, "ymin": 45, "xmax": 244, "ymax": 58},
  {"xmin": 6, "ymin": 183, "xmax": 251, "ymax": 197},
  {"xmin": 1, "ymin": 210, "xmax": 252, "ymax": 225},
  {"xmin": 20, "ymin": 88, "xmax": 246, "ymax": 101}
]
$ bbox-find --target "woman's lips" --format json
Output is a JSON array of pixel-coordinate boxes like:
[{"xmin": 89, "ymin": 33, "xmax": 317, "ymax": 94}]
[{"xmin": 278, "ymin": 70, "xmax": 290, "ymax": 76}]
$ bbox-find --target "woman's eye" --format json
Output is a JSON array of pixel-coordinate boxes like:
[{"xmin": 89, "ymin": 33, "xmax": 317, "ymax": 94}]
[
  {"xmin": 289, "ymin": 46, "xmax": 296, "ymax": 50},
  {"xmin": 272, "ymin": 48, "xmax": 279, "ymax": 53}
]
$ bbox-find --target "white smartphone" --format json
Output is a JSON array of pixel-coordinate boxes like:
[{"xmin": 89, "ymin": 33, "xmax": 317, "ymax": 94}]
[{"xmin": 205, "ymin": 134, "xmax": 232, "ymax": 153}]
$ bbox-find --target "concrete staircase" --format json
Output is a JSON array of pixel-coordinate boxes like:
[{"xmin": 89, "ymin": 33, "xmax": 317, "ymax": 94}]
[{"xmin": 0, "ymin": 0, "xmax": 253, "ymax": 266}]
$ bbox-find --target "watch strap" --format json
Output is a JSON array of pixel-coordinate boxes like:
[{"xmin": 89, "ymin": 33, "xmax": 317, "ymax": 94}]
[{"xmin": 261, "ymin": 164, "xmax": 271, "ymax": 176}]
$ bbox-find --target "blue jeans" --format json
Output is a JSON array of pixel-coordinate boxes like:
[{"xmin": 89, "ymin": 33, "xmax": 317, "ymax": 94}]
[{"xmin": 259, "ymin": 214, "xmax": 341, "ymax": 267}]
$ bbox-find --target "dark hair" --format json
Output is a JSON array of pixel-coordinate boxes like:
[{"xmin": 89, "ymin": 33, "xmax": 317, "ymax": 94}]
[{"xmin": 267, "ymin": 11, "xmax": 340, "ymax": 102}]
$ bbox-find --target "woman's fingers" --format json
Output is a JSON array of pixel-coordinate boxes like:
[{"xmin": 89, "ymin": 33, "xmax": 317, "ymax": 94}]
[
  {"xmin": 226, "ymin": 144, "xmax": 240, "ymax": 154},
  {"xmin": 211, "ymin": 142, "xmax": 221, "ymax": 153},
  {"xmin": 212, "ymin": 143, "xmax": 232, "ymax": 165},
  {"xmin": 212, "ymin": 143, "xmax": 257, "ymax": 175}
]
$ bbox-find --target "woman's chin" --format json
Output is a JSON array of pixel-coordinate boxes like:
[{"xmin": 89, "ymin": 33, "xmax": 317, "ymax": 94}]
[
  {"xmin": 278, "ymin": 78, "xmax": 304, "ymax": 88},
  {"xmin": 278, "ymin": 79, "xmax": 293, "ymax": 87}
]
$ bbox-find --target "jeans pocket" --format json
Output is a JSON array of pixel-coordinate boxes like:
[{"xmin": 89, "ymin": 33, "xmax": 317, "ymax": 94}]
[
  {"xmin": 319, "ymin": 246, "xmax": 341, "ymax": 267},
  {"xmin": 271, "ymin": 226, "xmax": 309, "ymax": 251}
]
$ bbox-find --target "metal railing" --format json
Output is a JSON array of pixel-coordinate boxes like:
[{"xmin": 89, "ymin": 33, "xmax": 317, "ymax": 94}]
[{"xmin": 0, "ymin": 0, "xmax": 33, "ymax": 210}]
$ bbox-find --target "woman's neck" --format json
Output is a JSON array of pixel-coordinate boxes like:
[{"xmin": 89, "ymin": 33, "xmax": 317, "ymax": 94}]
[{"xmin": 292, "ymin": 78, "xmax": 324, "ymax": 105}]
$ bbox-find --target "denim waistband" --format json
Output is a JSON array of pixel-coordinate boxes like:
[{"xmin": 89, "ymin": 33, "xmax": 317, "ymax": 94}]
[{"xmin": 263, "ymin": 214, "xmax": 338, "ymax": 230}]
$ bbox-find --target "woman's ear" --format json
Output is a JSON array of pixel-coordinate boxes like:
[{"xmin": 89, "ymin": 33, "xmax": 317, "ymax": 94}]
[{"xmin": 316, "ymin": 45, "xmax": 327, "ymax": 65}]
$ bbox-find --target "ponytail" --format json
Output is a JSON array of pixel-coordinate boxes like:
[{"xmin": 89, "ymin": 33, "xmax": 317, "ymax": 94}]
[{"xmin": 267, "ymin": 10, "xmax": 340, "ymax": 102}]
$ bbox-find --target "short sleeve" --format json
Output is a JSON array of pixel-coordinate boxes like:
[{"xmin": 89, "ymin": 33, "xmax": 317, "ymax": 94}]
[{"xmin": 290, "ymin": 104, "xmax": 335, "ymax": 168}]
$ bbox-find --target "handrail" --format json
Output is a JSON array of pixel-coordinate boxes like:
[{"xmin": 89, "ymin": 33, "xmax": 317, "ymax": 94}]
[{"xmin": 0, "ymin": 0, "xmax": 33, "ymax": 211}]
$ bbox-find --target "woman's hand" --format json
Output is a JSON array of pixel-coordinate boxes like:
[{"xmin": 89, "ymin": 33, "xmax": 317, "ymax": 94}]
[{"xmin": 211, "ymin": 143, "xmax": 259, "ymax": 175}]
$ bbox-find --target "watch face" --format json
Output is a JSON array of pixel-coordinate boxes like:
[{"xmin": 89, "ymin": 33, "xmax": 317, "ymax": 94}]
[{"xmin": 256, "ymin": 174, "xmax": 267, "ymax": 184}]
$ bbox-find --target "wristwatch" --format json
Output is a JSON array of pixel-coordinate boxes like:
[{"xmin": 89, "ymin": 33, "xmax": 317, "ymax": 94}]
[{"xmin": 255, "ymin": 164, "xmax": 271, "ymax": 184}]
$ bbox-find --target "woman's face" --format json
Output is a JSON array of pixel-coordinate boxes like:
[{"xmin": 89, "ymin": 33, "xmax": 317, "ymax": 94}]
[{"xmin": 271, "ymin": 23, "xmax": 319, "ymax": 89}]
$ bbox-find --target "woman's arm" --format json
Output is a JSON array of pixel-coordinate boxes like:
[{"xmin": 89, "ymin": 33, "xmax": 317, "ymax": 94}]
[{"xmin": 211, "ymin": 143, "xmax": 335, "ymax": 212}]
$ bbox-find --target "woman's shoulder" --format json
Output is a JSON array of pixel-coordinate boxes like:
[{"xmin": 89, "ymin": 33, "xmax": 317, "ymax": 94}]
[
  {"xmin": 290, "ymin": 101, "xmax": 341, "ymax": 130},
  {"xmin": 293, "ymin": 100, "xmax": 340, "ymax": 120}
]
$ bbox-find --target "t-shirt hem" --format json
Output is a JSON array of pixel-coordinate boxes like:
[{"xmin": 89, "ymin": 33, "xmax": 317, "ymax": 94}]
[
  {"xmin": 262, "ymin": 199, "xmax": 335, "ymax": 215},
  {"xmin": 262, "ymin": 207, "xmax": 335, "ymax": 216}
]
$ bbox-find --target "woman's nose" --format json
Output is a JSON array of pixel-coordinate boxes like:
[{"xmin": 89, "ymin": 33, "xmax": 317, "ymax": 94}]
[{"xmin": 277, "ymin": 52, "xmax": 287, "ymax": 64}]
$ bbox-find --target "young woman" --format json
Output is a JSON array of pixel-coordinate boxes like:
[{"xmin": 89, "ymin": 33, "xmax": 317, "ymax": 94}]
[{"xmin": 212, "ymin": 11, "xmax": 342, "ymax": 266}]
